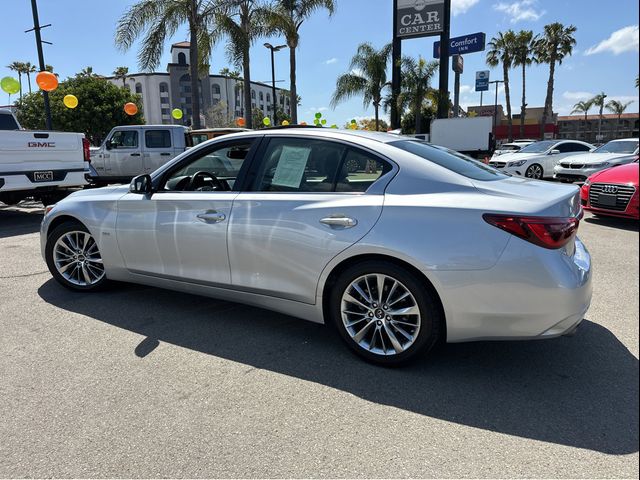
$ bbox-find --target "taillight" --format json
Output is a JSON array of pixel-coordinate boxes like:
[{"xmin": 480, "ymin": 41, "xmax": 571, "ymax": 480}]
[
  {"xmin": 483, "ymin": 214, "xmax": 579, "ymax": 249},
  {"xmin": 82, "ymin": 137, "xmax": 91, "ymax": 162}
]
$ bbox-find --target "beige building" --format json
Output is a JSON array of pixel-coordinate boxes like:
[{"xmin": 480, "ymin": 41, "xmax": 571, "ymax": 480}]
[{"xmin": 557, "ymin": 113, "xmax": 640, "ymax": 143}]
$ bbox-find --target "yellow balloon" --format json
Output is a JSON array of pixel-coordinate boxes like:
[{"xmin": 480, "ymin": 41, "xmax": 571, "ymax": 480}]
[
  {"xmin": 282, "ymin": 120, "xmax": 290, "ymax": 126},
  {"xmin": 63, "ymin": 94, "xmax": 78, "ymax": 109},
  {"xmin": 172, "ymin": 108, "xmax": 183, "ymax": 120}
]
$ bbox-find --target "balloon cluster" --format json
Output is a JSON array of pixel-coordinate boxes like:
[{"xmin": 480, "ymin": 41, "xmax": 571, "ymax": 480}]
[
  {"xmin": 313, "ymin": 112, "xmax": 327, "ymax": 126},
  {"xmin": 349, "ymin": 119, "xmax": 358, "ymax": 130}
]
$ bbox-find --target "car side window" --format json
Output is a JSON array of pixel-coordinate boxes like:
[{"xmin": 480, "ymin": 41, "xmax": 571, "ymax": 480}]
[
  {"xmin": 110, "ymin": 130, "xmax": 138, "ymax": 149},
  {"xmin": 145, "ymin": 130, "xmax": 172, "ymax": 149},
  {"xmin": 161, "ymin": 140, "xmax": 255, "ymax": 192},
  {"xmin": 339, "ymin": 149, "xmax": 389, "ymax": 192}
]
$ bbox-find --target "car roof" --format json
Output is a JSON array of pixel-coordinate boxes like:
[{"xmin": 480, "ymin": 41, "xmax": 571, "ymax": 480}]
[
  {"xmin": 115, "ymin": 124, "xmax": 187, "ymax": 130},
  {"xmin": 607, "ymin": 137, "xmax": 639, "ymax": 142},
  {"xmin": 225, "ymin": 127, "xmax": 405, "ymax": 144}
]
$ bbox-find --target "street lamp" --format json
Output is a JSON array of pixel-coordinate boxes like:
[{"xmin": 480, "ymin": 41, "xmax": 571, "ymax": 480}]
[{"xmin": 264, "ymin": 43, "xmax": 287, "ymax": 123}]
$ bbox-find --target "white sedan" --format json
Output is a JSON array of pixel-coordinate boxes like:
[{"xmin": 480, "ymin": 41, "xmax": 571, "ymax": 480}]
[{"xmin": 489, "ymin": 140, "xmax": 595, "ymax": 179}]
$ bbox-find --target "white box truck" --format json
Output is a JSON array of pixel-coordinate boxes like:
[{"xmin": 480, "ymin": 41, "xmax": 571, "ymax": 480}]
[{"xmin": 430, "ymin": 117, "xmax": 494, "ymax": 158}]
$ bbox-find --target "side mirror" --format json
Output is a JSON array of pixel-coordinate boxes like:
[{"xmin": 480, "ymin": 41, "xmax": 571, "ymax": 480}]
[
  {"xmin": 129, "ymin": 174, "xmax": 153, "ymax": 195},
  {"xmin": 549, "ymin": 149, "xmax": 560, "ymax": 155},
  {"xmin": 105, "ymin": 140, "xmax": 113, "ymax": 150}
]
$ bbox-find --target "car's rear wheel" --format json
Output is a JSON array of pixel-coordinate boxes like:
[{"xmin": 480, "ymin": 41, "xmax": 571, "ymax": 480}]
[
  {"xmin": 525, "ymin": 163, "xmax": 544, "ymax": 179},
  {"xmin": 45, "ymin": 221, "xmax": 108, "ymax": 291},
  {"xmin": 329, "ymin": 261, "xmax": 442, "ymax": 366}
]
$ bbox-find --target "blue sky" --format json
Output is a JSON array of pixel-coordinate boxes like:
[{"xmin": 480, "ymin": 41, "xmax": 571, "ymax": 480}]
[{"xmin": 2, "ymin": 0, "xmax": 639, "ymax": 125}]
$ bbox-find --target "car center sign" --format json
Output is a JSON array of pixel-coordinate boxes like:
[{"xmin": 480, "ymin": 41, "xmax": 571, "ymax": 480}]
[
  {"xmin": 396, "ymin": 0, "xmax": 445, "ymax": 38},
  {"xmin": 433, "ymin": 32, "xmax": 486, "ymax": 58}
]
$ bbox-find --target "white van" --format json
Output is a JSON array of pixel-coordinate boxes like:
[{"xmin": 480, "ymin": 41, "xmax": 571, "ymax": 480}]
[{"xmin": 89, "ymin": 125, "xmax": 189, "ymax": 184}]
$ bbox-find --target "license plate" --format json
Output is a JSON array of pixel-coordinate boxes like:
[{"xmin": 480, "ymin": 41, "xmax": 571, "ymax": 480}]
[
  {"xmin": 33, "ymin": 171, "xmax": 54, "ymax": 182},
  {"xmin": 598, "ymin": 193, "xmax": 617, "ymax": 207}
]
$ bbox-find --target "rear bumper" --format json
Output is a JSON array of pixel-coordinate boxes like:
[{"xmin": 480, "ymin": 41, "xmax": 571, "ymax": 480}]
[
  {"xmin": 433, "ymin": 237, "xmax": 592, "ymax": 342},
  {"xmin": 0, "ymin": 169, "xmax": 87, "ymax": 193}
]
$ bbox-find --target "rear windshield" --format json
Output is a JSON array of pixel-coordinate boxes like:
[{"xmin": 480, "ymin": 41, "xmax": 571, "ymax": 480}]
[
  {"xmin": 519, "ymin": 140, "xmax": 556, "ymax": 153},
  {"xmin": 391, "ymin": 140, "xmax": 507, "ymax": 181},
  {"xmin": 595, "ymin": 140, "xmax": 638, "ymax": 154},
  {"xmin": 0, "ymin": 112, "xmax": 20, "ymax": 130},
  {"xmin": 499, "ymin": 144, "xmax": 521, "ymax": 151}
]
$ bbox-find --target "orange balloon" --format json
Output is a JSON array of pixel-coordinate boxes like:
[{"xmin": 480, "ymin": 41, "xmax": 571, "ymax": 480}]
[
  {"xmin": 236, "ymin": 117, "xmax": 246, "ymax": 127},
  {"xmin": 300, "ymin": 121, "xmax": 307, "ymax": 125},
  {"xmin": 36, "ymin": 71, "xmax": 58, "ymax": 92},
  {"xmin": 124, "ymin": 102, "xmax": 138, "ymax": 116}
]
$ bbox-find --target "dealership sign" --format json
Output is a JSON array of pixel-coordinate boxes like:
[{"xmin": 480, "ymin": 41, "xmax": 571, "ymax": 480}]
[
  {"xmin": 396, "ymin": 0, "xmax": 444, "ymax": 38},
  {"xmin": 433, "ymin": 32, "xmax": 486, "ymax": 58},
  {"xmin": 475, "ymin": 70, "xmax": 490, "ymax": 91}
]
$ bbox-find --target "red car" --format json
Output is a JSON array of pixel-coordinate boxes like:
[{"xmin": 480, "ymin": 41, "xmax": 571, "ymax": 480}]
[{"xmin": 580, "ymin": 160, "xmax": 639, "ymax": 219}]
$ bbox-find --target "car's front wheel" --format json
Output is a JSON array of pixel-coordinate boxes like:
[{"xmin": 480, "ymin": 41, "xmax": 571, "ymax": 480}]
[
  {"xmin": 45, "ymin": 221, "xmax": 108, "ymax": 291},
  {"xmin": 329, "ymin": 261, "xmax": 443, "ymax": 366},
  {"xmin": 525, "ymin": 163, "xmax": 544, "ymax": 179}
]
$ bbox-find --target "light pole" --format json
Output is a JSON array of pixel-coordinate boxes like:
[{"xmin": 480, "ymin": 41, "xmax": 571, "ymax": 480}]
[
  {"xmin": 489, "ymin": 79, "xmax": 504, "ymax": 143},
  {"xmin": 264, "ymin": 43, "xmax": 287, "ymax": 123},
  {"xmin": 26, "ymin": 0, "xmax": 52, "ymax": 130}
]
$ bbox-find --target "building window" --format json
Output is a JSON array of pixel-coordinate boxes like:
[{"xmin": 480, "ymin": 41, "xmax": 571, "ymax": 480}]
[
  {"xmin": 161, "ymin": 108, "xmax": 170, "ymax": 115},
  {"xmin": 135, "ymin": 83, "xmax": 143, "ymax": 94},
  {"xmin": 266, "ymin": 93, "xmax": 271, "ymax": 102},
  {"xmin": 159, "ymin": 82, "xmax": 169, "ymax": 93},
  {"xmin": 212, "ymin": 83, "xmax": 221, "ymax": 95},
  {"xmin": 178, "ymin": 52, "xmax": 187, "ymax": 65},
  {"xmin": 160, "ymin": 96, "xmax": 169, "ymax": 104},
  {"xmin": 212, "ymin": 98, "xmax": 220, "ymax": 105},
  {"xmin": 251, "ymin": 89, "xmax": 256, "ymax": 100},
  {"xmin": 259, "ymin": 91, "xmax": 264, "ymax": 101}
]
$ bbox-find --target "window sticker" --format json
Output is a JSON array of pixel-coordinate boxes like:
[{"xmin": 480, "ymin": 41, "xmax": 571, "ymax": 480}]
[{"xmin": 271, "ymin": 146, "xmax": 311, "ymax": 188}]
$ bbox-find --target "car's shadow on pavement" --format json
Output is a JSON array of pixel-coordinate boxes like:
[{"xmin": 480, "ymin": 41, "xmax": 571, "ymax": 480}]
[
  {"xmin": 584, "ymin": 214, "xmax": 639, "ymax": 232},
  {"xmin": 38, "ymin": 280, "xmax": 638, "ymax": 456},
  {"xmin": 0, "ymin": 204, "xmax": 43, "ymax": 239}
]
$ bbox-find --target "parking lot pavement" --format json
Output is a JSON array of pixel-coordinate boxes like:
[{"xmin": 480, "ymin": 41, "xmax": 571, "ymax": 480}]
[{"xmin": 0, "ymin": 202, "xmax": 638, "ymax": 478}]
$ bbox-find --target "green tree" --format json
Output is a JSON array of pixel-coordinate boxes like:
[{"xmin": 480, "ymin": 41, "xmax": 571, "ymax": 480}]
[
  {"xmin": 264, "ymin": 0, "xmax": 335, "ymax": 124},
  {"xmin": 606, "ymin": 99, "xmax": 634, "ymax": 138},
  {"xmin": 400, "ymin": 104, "xmax": 436, "ymax": 135},
  {"xmin": 16, "ymin": 74, "xmax": 143, "ymax": 145},
  {"xmin": 115, "ymin": 0, "xmax": 217, "ymax": 129},
  {"xmin": 331, "ymin": 42, "xmax": 392, "ymax": 132},
  {"xmin": 571, "ymin": 100, "xmax": 593, "ymax": 122},
  {"xmin": 397, "ymin": 56, "xmax": 438, "ymax": 134},
  {"xmin": 212, "ymin": 0, "xmax": 270, "ymax": 129},
  {"xmin": 486, "ymin": 30, "xmax": 516, "ymax": 141},
  {"xmin": 535, "ymin": 22, "xmax": 577, "ymax": 139},
  {"xmin": 112, "ymin": 66, "xmax": 129, "ymax": 86},
  {"xmin": 7, "ymin": 61, "xmax": 26, "ymax": 100},
  {"xmin": 24, "ymin": 62, "xmax": 37, "ymax": 93},
  {"xmin": 590, "ymin": 92, "xmax": 607, "ymax": 141},
  {"xmin": 512, "ymin": 30, "xmax": 537, "ymax": 138},
  {"xmin": 251, "ymin": 106, "xmax": 267, "ymax": 128}
]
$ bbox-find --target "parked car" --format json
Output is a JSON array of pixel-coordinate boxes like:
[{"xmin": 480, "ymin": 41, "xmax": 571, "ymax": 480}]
[
  {"xmin": 0, "ymin": 109, "xmax": 90, "ymax": 206},
  {"xmin": 189, "ymin": 128, "xmax": 251, "ymax": 145},
  {"xmin": 489, "ymin": 139, "xmax": 595, "ymax": 179},
  {"xmin": 490, "ymin": 140, "xmax": 535, "ymax": 160},
  {"xmin": 41, "ymin": 129, "xmax": 591, "ymax": 365},
  {"xmin": 554, "ymin": 138, "xmax": 639, "ymax": 183},
  {"xmin": 88, "ymin": 125, "xmax": 189, "ymax": 185},
  {"xmin": 580, "ymin": 160, "xmax": 639, "ymax": 219}
]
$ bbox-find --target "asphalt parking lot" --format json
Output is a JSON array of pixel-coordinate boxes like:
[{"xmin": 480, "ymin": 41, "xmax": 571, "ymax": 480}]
[{"xmin": 0, "ymin": 200, "xmax": 638, "ymax": 478}]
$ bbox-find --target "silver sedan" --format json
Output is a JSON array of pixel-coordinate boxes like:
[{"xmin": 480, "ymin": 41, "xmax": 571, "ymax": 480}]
[{"xmin": 41, "ymin": 129, "xmax": 592, "ymax": 365}]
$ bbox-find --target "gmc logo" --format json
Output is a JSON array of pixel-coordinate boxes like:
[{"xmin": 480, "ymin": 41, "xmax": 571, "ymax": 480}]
[{"xmin": 28, "ymin": 141, "xmax": 56, "ymax": 148}]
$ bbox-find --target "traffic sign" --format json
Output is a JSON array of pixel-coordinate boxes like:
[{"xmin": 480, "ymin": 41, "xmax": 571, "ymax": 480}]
[
  {"xmin": 433, "ymin": 32, "xmax": 486, "ymax": 58},
  {"xmin": 475, "ymin": 70, "xmax": 489, "ymax": 92}
]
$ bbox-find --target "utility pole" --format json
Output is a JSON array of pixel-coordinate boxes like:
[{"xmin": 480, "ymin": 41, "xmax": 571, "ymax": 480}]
[
  {"xmin": 26, "ymin": 0, "xmax": 52, "ymax": 130},
  {"xmin": 264, "ymin": 43, "xmax": 286, "ymax": 123},
  {"xmin": 436, "ymin": 0, "xmax": 451, "ymax": 119},
  {"xmin": 390, "ymin": 0, "xmax": 402, "ymax": 129},
  {"xmin": 489, "ymin": 79, "xmax": 504, "ymax": 140}
]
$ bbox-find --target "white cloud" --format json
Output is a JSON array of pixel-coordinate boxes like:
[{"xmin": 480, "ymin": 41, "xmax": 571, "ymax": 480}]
[
  {"xmin": 493, "ymin": 0, "xmax": 545, "ymax": 23},
  {"xmin": 561, "ymin": 92, "xmax": 638, "ymax": 110},
  {"xmin": 585, "ymin": 25, "xmax": 639, "ymax": 56},
  {"xmin": 562, "ymin": 91, "xmax": 595, "ymax": 102},
  {"xmin": 459, "ymin": 84, "xmax": 474, "ymax": 94},
  {"xmin": 324, "ymin": 57, "xmax": 338, "ymax": 65},
  {"xmin": 451, "ymin": 0, "xmax": 480, "ymax": 16}
]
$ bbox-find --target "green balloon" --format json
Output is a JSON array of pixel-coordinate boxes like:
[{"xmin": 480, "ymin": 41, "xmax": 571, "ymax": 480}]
[
  {"xmin": 315, "ymin": 112, "xmax": 322, "ymax": 119},
  {"xmin": 171, "ymin": 108, "xmax": 183, "ymax": 120},
  {"xmin": 350, "ymin": 119, "xmax": 357, "ymax": 124},
  {"xmin": 1, "ymin": 76, "xmax": 20, "ymax": 95},
  {"xmin": 331, "ymin": 124, "xmax": 338, "ymax": 129},
  {"xmin": 313, "ymin": 118, "xmax": 320, "ymax": 125},
  {"xmin": 321, "ymin": 119, "xmax": 327, "ymax": 125},
  {"xmin": 263, "ymin": 117, "xmax": 271, "ymax": 126}
]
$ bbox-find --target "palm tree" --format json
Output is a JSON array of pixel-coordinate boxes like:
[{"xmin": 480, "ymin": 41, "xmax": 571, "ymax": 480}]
[
  {"xmin": 606, "ymin": 99, "xmax": 634, "ymax": 138},
  {"xmin": 212, "ymin": 1, "xmax": 270, "ymax": 129},
  {"xmin": 512, "ymin": 30, "xmax": 537, "ymax": 138},
  {"xmin": 486, "ymin": 30, "xmax": 516, "ymax": 141},
  {"xmin": 7, "ymin": 61, "xmax": 26, "ymax": 100},
  {"xmin": 571, "ymin": 100, "xmax": 593, "ymax": 138},
  {"xmin": 23, "ymin": 62, "xmax": 37, "ymax": 93},
  {"xmin": 397, "ymin": 56, "xmax": 439, "ymax": 134},
  {"xmin": 590, "ymin": 92, "xmax": 607, "ymax": 141},
  {"xmin": 331, "ymin": 42, "xmax": 393, "ymax": 131},
  {"xmin": 79, "ymin": 66, "xmax": 96, "ymax": 77},
  {"xmin": 534, "ymin": 22, "xmax": 577, "ymax": 139},
  {"xmin": 264, "ymin": 0, "xmax": 335, "ymax": 124},
  {"xmin": 113, "ymin": 66, "xmax": 129, "ymax": 86},
  {"xmin": 115, "ymin": 0, "xmax": 217, "ymax": 129}
]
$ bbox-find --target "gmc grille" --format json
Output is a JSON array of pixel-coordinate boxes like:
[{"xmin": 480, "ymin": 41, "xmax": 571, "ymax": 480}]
[{"xmin": 589, "ymin": 183, "xmax": 636, "ymax": 211}]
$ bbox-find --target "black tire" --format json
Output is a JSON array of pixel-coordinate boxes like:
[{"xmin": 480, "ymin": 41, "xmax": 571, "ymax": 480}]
[
  {"xmin": 45, "ymin": 220, "xmax": 109, "ymax": 292},
  {"xmin": 525, "ymin": 163, "xmax": 544, "ymax": 179},
  {"xmin": 329, "ymin": 260, "xmax": 443, "ymax": 366}
]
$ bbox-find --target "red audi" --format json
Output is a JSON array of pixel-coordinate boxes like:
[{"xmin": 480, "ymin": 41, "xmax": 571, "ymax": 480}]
[{"xmin": 580, "ymin": 160, "xmax": 639, "ymax": 219}]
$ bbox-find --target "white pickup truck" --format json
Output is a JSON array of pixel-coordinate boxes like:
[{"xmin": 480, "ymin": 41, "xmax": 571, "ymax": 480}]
[
  {"xmin": 0, "ymin": 109, "xmax": 90, "ymax": 206},
  {"xmin": 88, "ymin": 125, "xmax": 189, "ymax": 185}
]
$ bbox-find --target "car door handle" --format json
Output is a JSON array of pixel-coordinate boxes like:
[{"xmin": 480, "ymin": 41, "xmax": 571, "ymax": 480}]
[
  {"xmin": 320, "ymin": 216, "xmax": 358, "ymax": 228},
  {"xmin": 160, "ymin": 152, "xmax": 171, "ymax": 156},
  {"xmin": 197, "ymin": 211, "xmax": 226, "ymax": 223},
  {"xmin": 131, "ymin": 153, "xmax": 141, "ymax": 157}
]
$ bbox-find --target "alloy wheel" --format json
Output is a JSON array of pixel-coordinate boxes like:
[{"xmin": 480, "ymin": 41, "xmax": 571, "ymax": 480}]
[
  {"xmin": 340, "ymin": 274, "xmax": 421, "ymax": 356},
  {"xmin": 53, "ymin": 231, "xmax": 105, "ymax": 286},
  {"xmin": 525, "ymin": 164, "xmax": 543, "ymax": 179}
]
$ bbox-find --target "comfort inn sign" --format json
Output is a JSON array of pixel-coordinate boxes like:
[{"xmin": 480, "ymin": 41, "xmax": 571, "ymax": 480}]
[{"xmin": 396, "ymin": 0, "xmax": 445, "ymax": 38}]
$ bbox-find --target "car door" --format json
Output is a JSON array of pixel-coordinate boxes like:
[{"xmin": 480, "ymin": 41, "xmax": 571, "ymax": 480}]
[
  {"xmin": 545, "ymin": 142, "xmax": 592, "ymax": 176},
  {"xmin": 227, "ymin": 136, "xmax": 392, "ymax": 304},
  {"xmin": 108, "ymin": 128, "xmax": 143, "ymax": 178},
  {"xmin": 143, "ymin": 128, "xmax": 175, "ymax": 173},
  {"xmin": 115, "ymin": 137, "xmax": 258, "ymax": 285}
]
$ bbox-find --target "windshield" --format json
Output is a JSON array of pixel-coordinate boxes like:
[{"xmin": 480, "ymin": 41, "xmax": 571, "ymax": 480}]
[
  {"xmin": 518, "ymin": 140, "xmax": 557, "ymax": 153},
  {"xmin": 594, "ymin": 140, "xmax": 639, "ymax": 154},
  {"xmin": 391, "ymin": 140, "xmax": 507, "ymax": 181},
  {"xmin": 498, "ymin": 144, "xmax": 521, "ymax": 151}
]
